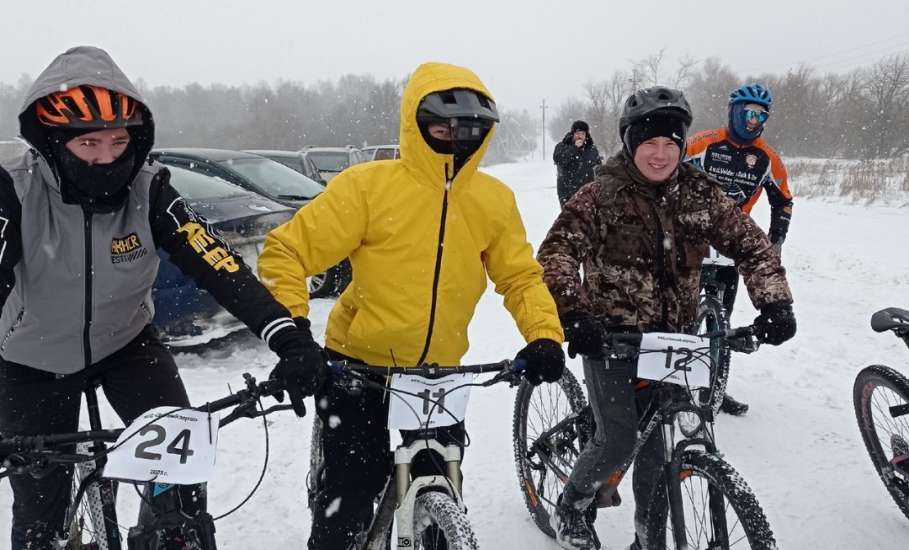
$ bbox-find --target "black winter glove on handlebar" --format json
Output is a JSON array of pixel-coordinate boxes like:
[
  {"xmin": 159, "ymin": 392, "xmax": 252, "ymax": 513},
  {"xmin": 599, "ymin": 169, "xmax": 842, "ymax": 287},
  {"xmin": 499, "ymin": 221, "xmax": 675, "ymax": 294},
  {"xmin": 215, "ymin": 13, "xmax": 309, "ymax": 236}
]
[
  {"xmin": 753, "ymin": 303, "xmax": 796, "ymax": 346},
  {"xmin": 562, "ymin": 311, "xmax": 604, "ymax": 359},
  {"xmin": 516, "ymin": 339, "xmax": 565, "ymax": 385},
  {"xmin": 268, "ymin": 317, "xmax": 326, "ymax": 416}
]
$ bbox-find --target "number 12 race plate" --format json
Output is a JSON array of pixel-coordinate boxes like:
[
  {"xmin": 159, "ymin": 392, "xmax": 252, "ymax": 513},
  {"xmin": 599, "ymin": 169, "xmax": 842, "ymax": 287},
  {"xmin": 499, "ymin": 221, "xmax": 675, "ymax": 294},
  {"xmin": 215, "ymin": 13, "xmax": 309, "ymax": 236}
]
[{"xmin": 104, "ymin": 407, "xmax": 220, "ymax": 485}]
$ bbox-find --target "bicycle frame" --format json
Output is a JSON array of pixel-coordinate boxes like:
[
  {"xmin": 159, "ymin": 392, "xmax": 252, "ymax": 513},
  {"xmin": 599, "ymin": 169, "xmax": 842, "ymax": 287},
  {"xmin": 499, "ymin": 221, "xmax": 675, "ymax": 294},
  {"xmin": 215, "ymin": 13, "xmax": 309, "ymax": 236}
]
[
  {"xmin": 330, "ymin": 361, "xmax": 518, "ymax": 550},
  {"xmin": 526, "ymin": 329, "xmax": 757, "ymax": 549}
]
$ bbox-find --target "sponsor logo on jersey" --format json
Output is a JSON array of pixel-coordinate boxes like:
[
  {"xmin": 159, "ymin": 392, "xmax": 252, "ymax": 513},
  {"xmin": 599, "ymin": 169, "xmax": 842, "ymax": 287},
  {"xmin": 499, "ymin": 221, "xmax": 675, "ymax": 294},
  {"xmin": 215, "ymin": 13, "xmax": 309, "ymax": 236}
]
[
  {"xmin": 111, "ymin": 233, "xmax": 148, "ymax": 264},
  {"xmin": 745, "ymin": 153, "xmax": 758, "ymax": 169},
  {"xmin": 710, "ymin": 151, "xmax": 733, "ymax": 164}
]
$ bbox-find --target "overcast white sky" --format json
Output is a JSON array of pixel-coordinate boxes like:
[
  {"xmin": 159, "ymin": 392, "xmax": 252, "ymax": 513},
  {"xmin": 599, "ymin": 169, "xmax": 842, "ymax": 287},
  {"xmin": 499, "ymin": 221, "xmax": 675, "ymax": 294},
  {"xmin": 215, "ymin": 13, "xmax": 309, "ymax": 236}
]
[{"xmin": 2, "ymin": 0, "xmax": 908, "ymax": 113}]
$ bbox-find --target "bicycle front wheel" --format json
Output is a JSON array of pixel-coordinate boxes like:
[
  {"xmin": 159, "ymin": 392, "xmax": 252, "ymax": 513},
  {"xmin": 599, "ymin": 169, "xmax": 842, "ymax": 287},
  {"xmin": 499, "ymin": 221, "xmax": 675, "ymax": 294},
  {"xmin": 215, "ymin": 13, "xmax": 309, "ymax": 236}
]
[
  {"xmin": 307, "ymin": 416, "xmax": 324, "ymax": 513},
  {"xmin": 853, "ymin": 364, "xmax": 909, "ymax": 520},
  {"xmin": 697, "ymin": 295, "xmax": 731, "ymax": 417},
  {"xmin": 412, "ymin": 491, "xmax": 479, "ymax": 550},
  {"xmin": 642, "ymin": 450, "xmax": 776, "ymax": 549},
  {"xmin": 512, "ymin": 369, "xmax": 590, "ymax": 537}
]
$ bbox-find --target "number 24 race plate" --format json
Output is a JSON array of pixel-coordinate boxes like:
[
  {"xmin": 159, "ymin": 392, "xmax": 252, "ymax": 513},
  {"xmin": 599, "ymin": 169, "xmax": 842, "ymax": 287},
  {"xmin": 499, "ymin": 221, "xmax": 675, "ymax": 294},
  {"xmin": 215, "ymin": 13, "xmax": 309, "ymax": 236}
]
[{"xmin": 104, "ymin": 407, "xmax": 220, "ymax": 485}]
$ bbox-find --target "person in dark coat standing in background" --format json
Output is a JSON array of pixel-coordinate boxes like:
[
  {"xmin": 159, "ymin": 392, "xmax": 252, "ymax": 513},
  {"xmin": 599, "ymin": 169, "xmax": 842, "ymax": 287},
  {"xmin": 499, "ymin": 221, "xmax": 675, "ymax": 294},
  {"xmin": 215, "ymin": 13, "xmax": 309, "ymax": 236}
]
[{"xmin": 553, "ymin": 120, "xmax": 601, "ymax": 206}]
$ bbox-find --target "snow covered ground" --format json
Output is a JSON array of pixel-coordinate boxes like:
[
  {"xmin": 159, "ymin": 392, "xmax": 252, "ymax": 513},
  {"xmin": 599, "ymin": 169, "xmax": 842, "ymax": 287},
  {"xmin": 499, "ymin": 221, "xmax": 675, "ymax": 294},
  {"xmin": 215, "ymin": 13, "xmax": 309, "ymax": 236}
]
[{"xmin": 2, "ymin": 159, "xmax": 909, "ymax": 548}]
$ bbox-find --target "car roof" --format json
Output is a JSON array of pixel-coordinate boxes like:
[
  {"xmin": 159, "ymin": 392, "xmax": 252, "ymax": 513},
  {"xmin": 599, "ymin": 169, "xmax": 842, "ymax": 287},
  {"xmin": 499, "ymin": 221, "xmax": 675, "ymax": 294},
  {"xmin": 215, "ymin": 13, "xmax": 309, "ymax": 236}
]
[
  {"xmin": 152, "ymin": 148, "xmax": 264, "ymax": 162},
  {"xmin": 243, "ymin": 149, "xmax": 300, "ymax": 158},
  {"xmin": 301, "ymin": 146, "xmax": 359, "ymax": 153}
]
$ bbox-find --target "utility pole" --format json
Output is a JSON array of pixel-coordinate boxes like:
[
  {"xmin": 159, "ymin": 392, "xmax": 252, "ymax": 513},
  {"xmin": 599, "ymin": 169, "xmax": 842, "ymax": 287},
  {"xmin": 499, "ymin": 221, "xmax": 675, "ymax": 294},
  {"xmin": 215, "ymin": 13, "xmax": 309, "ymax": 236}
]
[{"xmin": 540, "ymin": 98, "xmax": 547, "ymax": 160}]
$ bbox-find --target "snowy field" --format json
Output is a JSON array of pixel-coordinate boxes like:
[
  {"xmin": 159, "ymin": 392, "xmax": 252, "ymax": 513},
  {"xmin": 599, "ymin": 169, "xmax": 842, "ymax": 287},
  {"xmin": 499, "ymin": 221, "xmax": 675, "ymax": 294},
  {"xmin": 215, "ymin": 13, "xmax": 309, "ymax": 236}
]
[{"xmin": 2, "ymin": 159, "xmax": 909, "ymax": 548}]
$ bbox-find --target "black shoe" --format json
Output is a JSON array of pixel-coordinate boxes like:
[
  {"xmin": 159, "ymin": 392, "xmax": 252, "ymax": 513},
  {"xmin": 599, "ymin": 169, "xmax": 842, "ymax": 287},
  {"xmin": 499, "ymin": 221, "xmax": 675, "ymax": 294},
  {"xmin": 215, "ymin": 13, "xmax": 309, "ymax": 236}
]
[
  {"xmin": 719, "ymin": 393, "xmax": 749, "ymax": 416},
  {"xmin": 550, "ymin": 495, "xmax": 598, "ymax": 550}
]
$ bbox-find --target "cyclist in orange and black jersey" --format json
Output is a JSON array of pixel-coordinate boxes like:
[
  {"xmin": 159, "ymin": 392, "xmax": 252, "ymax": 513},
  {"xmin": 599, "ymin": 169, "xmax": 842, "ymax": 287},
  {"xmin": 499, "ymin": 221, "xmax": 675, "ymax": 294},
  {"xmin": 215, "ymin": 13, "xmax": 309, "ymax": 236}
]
[
  {"xmin": 684, "ymin": 83, "xmax": 792, "ymax": 416},
  {"xmin": 685, "ymin": 130, "xmax": 792, "ymax": 246}
]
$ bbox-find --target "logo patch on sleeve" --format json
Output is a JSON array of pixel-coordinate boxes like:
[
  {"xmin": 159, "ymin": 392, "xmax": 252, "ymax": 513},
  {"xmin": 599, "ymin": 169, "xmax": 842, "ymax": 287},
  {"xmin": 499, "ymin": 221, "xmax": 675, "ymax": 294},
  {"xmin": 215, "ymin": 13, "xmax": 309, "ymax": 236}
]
[{"xmin": 111, "ymin": 233, "xmax": 148, "ymax": 264}]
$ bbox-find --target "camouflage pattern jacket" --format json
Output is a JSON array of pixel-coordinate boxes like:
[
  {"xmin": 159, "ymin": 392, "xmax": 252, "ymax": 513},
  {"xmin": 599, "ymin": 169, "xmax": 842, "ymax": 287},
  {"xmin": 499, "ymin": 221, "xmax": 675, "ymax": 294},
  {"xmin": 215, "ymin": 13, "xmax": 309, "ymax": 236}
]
[{"xmin": 538, "ymin": 152, "xmax": 793, "ymax": 332}]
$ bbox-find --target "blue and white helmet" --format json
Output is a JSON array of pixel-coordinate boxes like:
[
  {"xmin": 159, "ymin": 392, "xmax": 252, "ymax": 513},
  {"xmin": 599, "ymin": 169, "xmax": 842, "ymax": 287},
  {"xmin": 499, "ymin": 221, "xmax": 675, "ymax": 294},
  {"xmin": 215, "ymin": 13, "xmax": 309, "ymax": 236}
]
[{"xmin": 728, "ymin": 84, "xmax": 773, "ymax": 110}]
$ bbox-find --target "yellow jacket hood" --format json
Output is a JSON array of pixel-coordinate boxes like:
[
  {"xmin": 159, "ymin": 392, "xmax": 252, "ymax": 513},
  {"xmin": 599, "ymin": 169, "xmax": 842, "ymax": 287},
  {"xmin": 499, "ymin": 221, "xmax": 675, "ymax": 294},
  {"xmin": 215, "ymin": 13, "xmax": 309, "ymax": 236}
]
[{"xmin": 399, "ymin": 62, "xmax": 496, "ymax": 188}]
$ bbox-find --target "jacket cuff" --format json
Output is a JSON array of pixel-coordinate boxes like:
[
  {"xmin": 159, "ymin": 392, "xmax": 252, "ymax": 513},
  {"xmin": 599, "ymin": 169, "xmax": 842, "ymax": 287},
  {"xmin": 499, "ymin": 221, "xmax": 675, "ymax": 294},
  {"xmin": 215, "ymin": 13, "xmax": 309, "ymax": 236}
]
[
  {"xmin": 260, "ymin": 316, "xmax": 297, "ymax": 348},
  {"xmin": 526, "ymin": 328, "xmax": 565, "ymax": 345}
]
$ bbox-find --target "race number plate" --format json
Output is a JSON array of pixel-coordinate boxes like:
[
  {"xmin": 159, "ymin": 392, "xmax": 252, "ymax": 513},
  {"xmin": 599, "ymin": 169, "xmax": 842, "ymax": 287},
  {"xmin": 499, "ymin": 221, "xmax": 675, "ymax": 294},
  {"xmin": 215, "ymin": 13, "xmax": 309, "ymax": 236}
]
[
  {"xmin": 636, "ymin": 333, "xmax": 712, "ymax": 389},
  {"xmin": 103, "ymin": 407, "xmax": 220, "ymax": 485},
  {"xmin": 387, "ymin": 374, "xmax": 473, "ymax": 430}
]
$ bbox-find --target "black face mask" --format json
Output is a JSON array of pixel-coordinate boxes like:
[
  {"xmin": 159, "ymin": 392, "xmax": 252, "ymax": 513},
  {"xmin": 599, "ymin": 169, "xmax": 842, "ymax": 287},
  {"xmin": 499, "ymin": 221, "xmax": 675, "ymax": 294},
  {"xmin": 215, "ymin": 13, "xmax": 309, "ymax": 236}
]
[
  {"xmin": 52, "ymin": 141, "xmax": 136, "ymax": 211},
  {"xmin": 418, "ymin": 118, "xmax": 491, "ymax": 176}
]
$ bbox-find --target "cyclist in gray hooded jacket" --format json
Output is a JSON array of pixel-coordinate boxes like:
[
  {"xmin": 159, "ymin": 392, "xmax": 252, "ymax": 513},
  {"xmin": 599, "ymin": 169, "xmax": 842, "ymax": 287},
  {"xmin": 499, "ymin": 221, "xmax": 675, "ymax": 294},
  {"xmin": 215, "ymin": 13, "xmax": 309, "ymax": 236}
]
[{"xmin": 0, "ymin": 46, "xmax": 323, "ymax": 550}]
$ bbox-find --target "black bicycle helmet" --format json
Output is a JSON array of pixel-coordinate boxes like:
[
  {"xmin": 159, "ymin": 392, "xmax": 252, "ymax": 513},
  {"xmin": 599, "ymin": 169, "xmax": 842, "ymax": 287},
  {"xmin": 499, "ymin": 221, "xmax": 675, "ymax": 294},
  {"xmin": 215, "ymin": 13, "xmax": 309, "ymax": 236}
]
[
  {"xmin": 619, "ymin": 86, "xmax": 693, "ymax": 137},
  {"xmin": 417, "ymin": 88, "xmax": 499, "ymax": 124},
  {"xmin": 417, "ymin": 88, "xmax": 499, "ymax": 158}
]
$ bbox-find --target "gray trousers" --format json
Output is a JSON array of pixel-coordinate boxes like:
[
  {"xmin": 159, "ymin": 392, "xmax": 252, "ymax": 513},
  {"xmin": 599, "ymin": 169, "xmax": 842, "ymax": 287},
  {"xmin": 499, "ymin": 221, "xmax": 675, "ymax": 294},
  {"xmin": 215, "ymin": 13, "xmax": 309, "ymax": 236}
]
[{"xmin": 566, "ymin": 357, "xmax": 665, "ymax": 535}]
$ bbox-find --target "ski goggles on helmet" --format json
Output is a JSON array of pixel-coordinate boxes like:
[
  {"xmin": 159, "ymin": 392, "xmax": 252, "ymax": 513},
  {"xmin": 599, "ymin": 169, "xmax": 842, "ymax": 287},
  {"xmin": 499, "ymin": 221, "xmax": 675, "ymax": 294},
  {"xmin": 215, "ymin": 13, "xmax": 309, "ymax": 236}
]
[{"xmin": 743, "ymin": 107, "xmax": 769, "ymax": 124}]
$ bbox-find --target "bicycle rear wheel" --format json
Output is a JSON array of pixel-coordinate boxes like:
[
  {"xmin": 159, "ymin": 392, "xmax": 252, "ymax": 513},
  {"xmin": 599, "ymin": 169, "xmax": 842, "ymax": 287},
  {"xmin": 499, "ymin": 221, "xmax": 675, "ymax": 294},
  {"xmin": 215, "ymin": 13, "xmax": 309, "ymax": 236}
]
[
  {"xmin": 641, "ymin": 450, "xmax": 776, "ymax": 549},
  {"xmin": 307, "ymin": 416, "xmax": 325, "ymax": 512},
  {"xmin": 512, "ymin": 369, "xmax": 589, "ymax": 537},
  {"xmin": 853, "ymin": 364, "xmax": 909, "ymax": 520},
  {"xmin": 697, "ymin": 295, "xmax": 731, "ymax": 417},
  {"xmin": 64, "ymin": 442, "xmax": 121, "ymax": 549},
  {"xmin": 412, "ymin": 491, "xmax": 479, "ymax": 550}
]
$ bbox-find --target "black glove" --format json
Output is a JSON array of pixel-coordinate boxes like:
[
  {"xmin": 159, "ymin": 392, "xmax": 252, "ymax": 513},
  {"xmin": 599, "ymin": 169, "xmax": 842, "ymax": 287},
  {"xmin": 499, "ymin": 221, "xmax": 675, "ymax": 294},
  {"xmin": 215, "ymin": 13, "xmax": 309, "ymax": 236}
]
[
  {"xmin": 562, "ymin": 311, "xmax": 604, "ymax": 359},
  {"xmin": 753, "ymin": 303, "xmax": 796, "ymax": 346},
  {"xmin": 269, "ymin": 317, "xmax": 326, "ymax": 416},
  {"xmin": 562, "ymin": 132, "xmax": 574, "ymax": 145},
  {"xmin": 515, "ymin": 339, "xmax": 565, "ymax": 386}
]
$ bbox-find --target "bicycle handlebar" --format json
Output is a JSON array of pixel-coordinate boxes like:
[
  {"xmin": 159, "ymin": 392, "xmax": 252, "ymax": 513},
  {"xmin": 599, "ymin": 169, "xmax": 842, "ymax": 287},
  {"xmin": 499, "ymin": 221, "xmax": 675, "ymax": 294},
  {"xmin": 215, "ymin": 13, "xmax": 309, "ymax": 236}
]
[
  {"xmin": 0, "ymin": 372, "xmax": 291, "ymax": 471},
  {"xmin": 328, "ymin": 359, "xmax": 523, "ymax": 379}
]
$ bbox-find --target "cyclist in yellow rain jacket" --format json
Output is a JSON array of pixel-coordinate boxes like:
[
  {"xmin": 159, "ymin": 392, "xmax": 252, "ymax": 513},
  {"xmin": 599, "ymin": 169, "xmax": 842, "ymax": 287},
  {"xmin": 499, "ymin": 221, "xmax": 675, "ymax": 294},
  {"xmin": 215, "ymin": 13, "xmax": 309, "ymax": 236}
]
[{"xmin": 258, "ymin": 61, "xmax": 565, "ymax": 550}]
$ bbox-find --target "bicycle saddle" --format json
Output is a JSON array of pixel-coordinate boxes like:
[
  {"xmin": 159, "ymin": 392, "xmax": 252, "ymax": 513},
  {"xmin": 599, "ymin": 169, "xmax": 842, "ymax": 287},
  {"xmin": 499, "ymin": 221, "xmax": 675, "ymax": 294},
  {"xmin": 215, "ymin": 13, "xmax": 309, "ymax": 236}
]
[{"xmin": 870, "ymin": 308, "xmax": 909, "ymax": 333}]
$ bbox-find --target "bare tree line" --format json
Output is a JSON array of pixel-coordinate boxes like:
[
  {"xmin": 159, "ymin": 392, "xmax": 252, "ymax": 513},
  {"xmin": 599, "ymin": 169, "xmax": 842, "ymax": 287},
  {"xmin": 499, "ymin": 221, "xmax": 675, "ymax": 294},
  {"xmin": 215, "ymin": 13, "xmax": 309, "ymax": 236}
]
[
  {"xmin": 550, "ymin": 51, "xmax": 909, "ymax": 160},
  {"xmin": 3, "ymin": 51, "xmax": 907, "ymax": 163},
  {"xmin": 0, "ymin": 72, "xmax": 537, "ymax": 164}
]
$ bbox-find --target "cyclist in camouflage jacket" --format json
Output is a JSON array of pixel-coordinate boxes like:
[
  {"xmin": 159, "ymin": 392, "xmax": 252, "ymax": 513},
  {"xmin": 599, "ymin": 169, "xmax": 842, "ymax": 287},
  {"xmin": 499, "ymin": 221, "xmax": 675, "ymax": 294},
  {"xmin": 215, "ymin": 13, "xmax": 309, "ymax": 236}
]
[
  {"xmin": 538, "ymin": 150, "xmax": 792, "ymax": 334},
  {"xmin": 537, "ymin": 87, "xmax": 795, "ymax": 550}
]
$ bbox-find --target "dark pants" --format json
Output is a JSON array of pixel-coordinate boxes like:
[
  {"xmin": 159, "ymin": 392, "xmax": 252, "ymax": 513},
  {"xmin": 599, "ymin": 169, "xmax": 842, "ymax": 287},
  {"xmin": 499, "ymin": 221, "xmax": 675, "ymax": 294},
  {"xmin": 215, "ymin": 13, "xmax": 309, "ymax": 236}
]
[
  {"xmin": 565, "ymin": 358, "xmax": 664, "ymax": 540},
  {"xmin": 309, "ymin": 351, "xmax": 467, "ymax": 550},
  {"xmin": 699, "ymin": 264, "xmax": 740, "ymax": 320},
  {"xmin": 0, "ymin": 326, "xmax": 202, "ymax": 550}
]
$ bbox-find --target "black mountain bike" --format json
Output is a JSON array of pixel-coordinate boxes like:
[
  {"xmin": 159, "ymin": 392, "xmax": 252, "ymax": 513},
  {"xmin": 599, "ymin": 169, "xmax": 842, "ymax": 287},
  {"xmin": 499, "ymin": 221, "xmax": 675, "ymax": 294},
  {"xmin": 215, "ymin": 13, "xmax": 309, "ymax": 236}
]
[
  {"xmin": 0, "ymin": 372, "xmax": 293, "ymax": 549},
  {"xmin": 513, "ymin": 327, "xmax": 777, "ymax": 549},
  {"xmin": 308, "ymin": 360, "xmax": 522, "ymax": 550},
  {"xmin": 854, "ymin": 307, "xmax": 909, "ymax": 520}
]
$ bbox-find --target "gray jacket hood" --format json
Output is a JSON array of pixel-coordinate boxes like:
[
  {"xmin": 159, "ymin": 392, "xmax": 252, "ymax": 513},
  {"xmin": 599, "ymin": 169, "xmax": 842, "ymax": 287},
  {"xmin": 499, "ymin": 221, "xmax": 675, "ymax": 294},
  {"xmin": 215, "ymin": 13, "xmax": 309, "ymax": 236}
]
[{"xmin": 18, "ymin": 45, "xmax": 155, "ymax": 189}]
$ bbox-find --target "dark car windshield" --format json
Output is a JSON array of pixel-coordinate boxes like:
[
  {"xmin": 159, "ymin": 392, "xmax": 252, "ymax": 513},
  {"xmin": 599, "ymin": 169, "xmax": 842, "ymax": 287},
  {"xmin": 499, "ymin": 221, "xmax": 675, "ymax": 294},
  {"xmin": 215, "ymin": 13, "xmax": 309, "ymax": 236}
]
[
  {"xmin": 220, "ymin": 157, "xmax": 323, "ymax": 199},
  {"xmin": 307, "ymin": 151, "xmax": 350, "ymax": 172},
  {"xmin": 166, "ymin": 165, "xmax": 247, "ymax": 200}
]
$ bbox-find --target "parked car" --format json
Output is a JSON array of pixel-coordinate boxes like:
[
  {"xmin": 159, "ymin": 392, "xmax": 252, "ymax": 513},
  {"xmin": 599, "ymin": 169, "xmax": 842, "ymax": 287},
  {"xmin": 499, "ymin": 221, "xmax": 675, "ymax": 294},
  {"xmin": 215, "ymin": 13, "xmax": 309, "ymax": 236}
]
[
  {"xmin": 150, "ymin": 148, "xmax": 350, "ymax": 298},
  {"xmin": 244, "ymin": 149, "xmax": 325, "ymax": 185},
  {"xmin": 152, "ymin": 163, "xmax": 294, "ymax": 344},
  {"xmin": 361, "ymin": 144, "xmax": 400, "ymax": 161},
  {"xmin": 301, "ymin": 145, "xmax": 365, "ymax": 182},
  {"xmin": 0, "ymin": 138, "xmax": 29, "ymax": 164}
]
